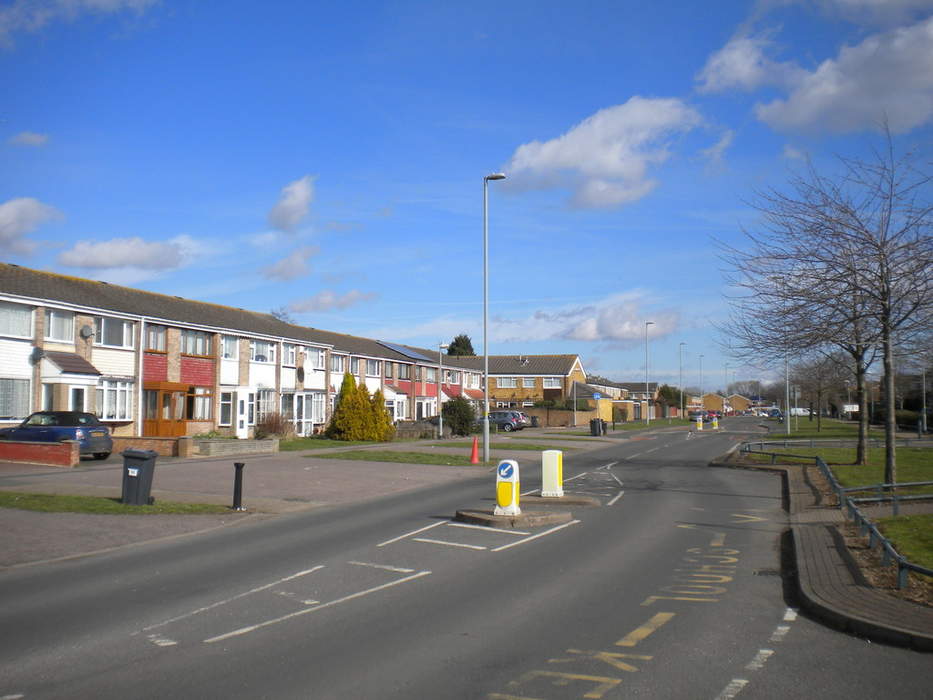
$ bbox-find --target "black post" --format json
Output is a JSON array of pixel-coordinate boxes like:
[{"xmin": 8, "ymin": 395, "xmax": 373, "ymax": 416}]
[{"xmin": 233, "ymin": 462, "xmax": 246, "ymax": 511}]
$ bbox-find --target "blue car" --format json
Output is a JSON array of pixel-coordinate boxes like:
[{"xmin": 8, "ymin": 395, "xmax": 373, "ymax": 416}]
[{"xmin": 0, "ymin": 411, "xmax": 113, "ymax": 459}]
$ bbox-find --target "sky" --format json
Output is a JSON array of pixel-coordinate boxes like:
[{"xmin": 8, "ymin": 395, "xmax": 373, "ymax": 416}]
[{"xmin": 2, "ymin": 0, "xmax": 932, "ymax": 394}]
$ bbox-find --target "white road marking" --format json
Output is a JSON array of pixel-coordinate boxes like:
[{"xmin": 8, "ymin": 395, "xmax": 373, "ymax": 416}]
[
  {"xmin": 770, "ymin": 625, "xmax": 791, "ymax": 642},
  {"xmin": 377, "ymin": 520, "xmax": 446, "ymax": 547},
  {"xmin": 645, "ymin": 447, "xmax": 659, "ymax": 453},
  {"xmin": 203, "ymin": 570, "xmax": 432, "ymax": 644},
  {"xmin": 447, "ymin": 522, "xmax": 530, "ymax": 536},
  {"xmin": 147, "ymin": 634, "xmax": 178, "ymax": 647},
  {"xmin": 520, "ymin": 487, "xmax": 541, "ymax": 496},
  {"xmin": 413, "ymin": 538, "xmax": 487, "ymax": 550},
  {"xmin": 713, "ymin": 679, "xmax": 749, "ymax": 700},
  {"xmin": 783, "ymin": 608, "xmax": 798, "ymax": 622},
  {"xmin": 608, "ymin": 490, "xmax": 625, "ymax": 506},
  {"xmin": 1, "ymin": 694, "xmax": 25, "ymax": 699},
  {"xmin": 140, "ymin": 565, "xmax": 326, "ymax": 633},
  {"xmin": 745, "ymin": 649, "xmax": 774, "ymax": 671},
  {"xmin": 565, "ymin": 472, "xmax": 588, "ymax": 482},
  {"xmin": 347, "ymin": 561, "xmax": 415, "ymax": 573},
  {"xmin": 492, "ymin": 520, "xmax": 581, "ymax": 552},
  {"xmin": 608, "ymin": 472, "xmax": 624, "ymax": 488},
  {"xmin": 600, "ymin": 461, "xmax": 618, "ymax": 470},
  {"xmin": 625, "ymin": 452, "xmax": 643, "ymax": 460}
]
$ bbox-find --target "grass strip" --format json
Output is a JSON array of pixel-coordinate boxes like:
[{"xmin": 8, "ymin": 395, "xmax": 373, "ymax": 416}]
[
  {"xmin": 279, "ymin": 437, "xmax": 382, "ymax": 451},
  {"xmin": 426, "ymin": 441, "xmax": 576, "ymax": 451},
  {"xmin": 876, "ymin": 514, "xmax": 933, "ymax": 570},
  {"xmin": 0, "ymin": 491, "xmax": 231, "ymax": 515},
  {"xmin": 762, "ymin": 419, "xmax": 886, "ymax": 440},
  {"xmin": 308, "ymin": 450, "xmax": 491, "ymax": 467}
]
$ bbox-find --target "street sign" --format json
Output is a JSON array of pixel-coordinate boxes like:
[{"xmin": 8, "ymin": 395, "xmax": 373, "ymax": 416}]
[
  {"xmin": 498, "ymin": 462, "xmax": 514, "ymax": 479},
  {"xmin": 592, "ymin": 392, "xmax": 601, "ymax": 399}
]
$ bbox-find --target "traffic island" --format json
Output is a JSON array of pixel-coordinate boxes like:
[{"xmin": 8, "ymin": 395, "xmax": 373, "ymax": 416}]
[
  {"xmin": 454, "ymin": 509, "xmax": 574, "ymax": 529},
  {"xmin": 521, "ymin": 494, "xmax": 601, "ymax": 508}
]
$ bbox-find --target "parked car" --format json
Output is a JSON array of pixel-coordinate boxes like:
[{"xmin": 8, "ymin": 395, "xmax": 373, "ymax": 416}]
[
  {"xmin": 488, "ymin": 410, "xmax": 524, "ymax": 432},
  {"xmin": 517, "ymin": 412, "xmax": 533, "ymax": 428},
  {"xmin": 0, "ymin": 411, "xmax": 112, "ymax": 459}
]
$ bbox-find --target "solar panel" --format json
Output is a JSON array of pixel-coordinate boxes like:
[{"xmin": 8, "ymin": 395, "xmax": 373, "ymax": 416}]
[{"xmin": 377, "ymin": 341, "xmax": 435, "ymax": 363}]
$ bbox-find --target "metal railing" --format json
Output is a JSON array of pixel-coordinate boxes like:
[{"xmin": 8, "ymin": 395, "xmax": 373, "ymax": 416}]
[{"xmin": 739, "ymin": 442, "xmax": 933, "ymax": 589}]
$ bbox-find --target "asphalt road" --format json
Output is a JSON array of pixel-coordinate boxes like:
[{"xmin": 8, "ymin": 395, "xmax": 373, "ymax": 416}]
[{"xmin": 1, "ymin": 419, "xmax": 929, "ymax": 699}]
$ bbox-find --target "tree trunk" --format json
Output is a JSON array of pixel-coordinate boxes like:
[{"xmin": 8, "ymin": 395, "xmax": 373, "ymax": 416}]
[
  {"xmin": 883, "ymin": 326, "xmax": 897, "ymax": 486},
  {"xmin": 855, "ymin": 351, "xmax": 868, "ymax": 466}
]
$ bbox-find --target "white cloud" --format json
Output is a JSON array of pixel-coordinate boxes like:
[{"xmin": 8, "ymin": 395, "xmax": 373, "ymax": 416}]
[
  {"xmin": 0, "ymin": 0, "xmax": 156, "ymax": 47},
  {"xmin": 700, "ymin": 130, "xmax": 735, "ymax": 163},
  {"xmin": 289, "ymin": 289, "xmax": 377, "ymax": 313},
  {"xmin": 782, "ymin": 144, "xmax": 806, "ymax": 160},
  {"xmin": 815, "ymin": 0, "xmax": 933, "ymax": 26},
  {"xmin": 756, "ymin": 17, "xmax": 933, "ymax": 133},
  {"xmin": 8, "ymin": 131, "xmax": 48, "ymax": 146},
  {"xmin": 503, "ymin": 96, "xmax": 702, "ymax": 208},
  {"xmin": 57, "ymin": 235, "xmax": 192, "ymax": 270},
  {"xmin": 268, "ymin": 175, "xmax": 315, "ymax": 232},
  {"xmin": 262, "ymin": 245, "xmax": 318, "ymax": 281},
  {"xmin": 0, "ymin": 196, "xmax": 61, "ymax": 254},
  {"xmin": 696, "ymin": 36, "xmax": 805, "ymax": 93}
]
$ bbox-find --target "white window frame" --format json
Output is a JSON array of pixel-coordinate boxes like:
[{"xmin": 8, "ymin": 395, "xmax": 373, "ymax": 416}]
[
  {"xmin": 283, "ymin": 343, "xmax": 297, "ymax": 367},
  {"xmin": 257, "ymin": 389, "xmax": 276, "ymax": 419},
  {"xmin": 425, "ymin": 367, "xmax": 437, "ymax": 382},
  {"xmin": 250, "ymin": 340, "xmax": 276, "ymax": 364},
  {"xmin": 522, "ymin": 377, "xmax": 536, "ymax": 389},
  {"xmin": 181, "ymin": 330, "xmax": 212, "ymax": 356},
  {"xmin": 366, "ymin": 359, "xmax": 380, "ymax": 377},
  {"xmin": 219, "ymin": 391, "xmax": 233, "ymax": 426},
  {"xmin": 146, "ymin": 325, "xmax": 166, "ymax": 352},
  {"xmin": 0, "ymin": 378, "xmax": 31, "ymax": 420},
  {"xmin": 398, "ymin": 364, "xmax": 410, "ymax": 380},
  {"xmin": 310, "ymin": 348, "xmax": 325, "ymax": 370},
  {"xmin": 44, "ymin": 308, "xmax": 74, "ymax": 342},
  {"xmin": 331, "ymin": 354, "xmax": 346, "ymax": 373},
  {"xmin": 497, "ymin": 377, "xmax": 517, "ymax": 389},
  {"xmin": 96, "ymin": 379, "xmax": 134, "ymax": 421},
  {"xmin": 0, "ymin": 301, "xmax": 33, "ymax": 338},
  {"xmin": 350, "ymin": 357, "xmax": 360, "ymax": 375},
  {"xmin": 543, "ymin": 377, "xmax": 561, "ymax": 389},
  {"xmin": 445, "ymin": 370, "xmax": 460, "ymax": 385},
  {"xmin": 222, "ymin": 336, "xmax": 238, "ymax": 360},
  {"xmin": 94, "ymin": 316, "xmax": 134, "ymax": 349}
]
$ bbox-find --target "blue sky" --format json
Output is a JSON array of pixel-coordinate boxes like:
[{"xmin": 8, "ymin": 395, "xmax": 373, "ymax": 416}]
[{"xmin": 3, "ymin": 0, "xmax": 932, "ymax": 393}]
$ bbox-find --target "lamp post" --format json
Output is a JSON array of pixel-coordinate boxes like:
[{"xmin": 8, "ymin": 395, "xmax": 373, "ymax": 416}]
[
  {"xmin": 645, "ymin": 321, "xmax": 654, "ymax": 424},
  {"xmin": 483, "ymin": 172, "xmax": 506, "ymax": 463},
  {"xmin": 699, "ymin": 354, "xmax": 704, "ymax": 398},
  {"xmin": 679, "ymin": 342, "xmax": 686, "ymax": 418},
  {"xmin": 724, "ymin": 362, "xmax": 730, "ymax": 415},
  {"xmin": 437, "ymin": 343, "xmax": 448, "ymax": 439}
]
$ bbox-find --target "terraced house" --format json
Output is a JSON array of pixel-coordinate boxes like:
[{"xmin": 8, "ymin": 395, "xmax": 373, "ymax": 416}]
[{"xmin": 0, "ymin": 263, "xmax": 525, "ymax": 438}]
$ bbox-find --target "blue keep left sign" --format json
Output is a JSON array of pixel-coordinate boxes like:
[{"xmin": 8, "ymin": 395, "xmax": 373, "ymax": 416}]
[{"xmin": 497, "ymin": 462, "xmax": 514, "ymax": 479}]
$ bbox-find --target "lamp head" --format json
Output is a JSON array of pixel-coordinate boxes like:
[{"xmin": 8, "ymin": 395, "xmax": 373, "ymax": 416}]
[{"xmin": 485, "ymin": 173, "xmax": 506, "ymax": 181}]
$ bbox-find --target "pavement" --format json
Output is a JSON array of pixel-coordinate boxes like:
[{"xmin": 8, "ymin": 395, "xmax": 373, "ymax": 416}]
[{"xmin": 2, "ymin": 423, "xmax": 931, "ymax": 651}]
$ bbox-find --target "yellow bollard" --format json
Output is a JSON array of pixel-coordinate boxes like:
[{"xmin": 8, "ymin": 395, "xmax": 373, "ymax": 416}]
[
  {"xmin": 712, "ymin": 416, "xmax": 719, "ymax": 430},
  {"xmin": 541, "ymin": 450, "xmax": 563, "ymax": 498},
  {"xmin": 494, "ymin": 459, "xmax": 521, "ymax": 516},
  {"xmin": 696, "ymin": 417, "xmax": 703, "ymax": 431}
]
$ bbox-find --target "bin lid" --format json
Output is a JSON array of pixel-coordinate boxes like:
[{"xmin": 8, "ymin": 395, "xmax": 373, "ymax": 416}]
[{"xmin": 121, "ymin": 448, "xmax": 159, "ymax": 459}]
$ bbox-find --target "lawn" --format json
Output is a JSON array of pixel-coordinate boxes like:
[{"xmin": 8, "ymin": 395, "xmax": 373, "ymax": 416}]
[
  {"xmin": 876, "ymin": 514, "xmax": 933, "ymax": 570},
  {"xmin": 0, "ymin": 491, "xmax": 231, "ymax": 515},
  {"xmin": 309, "ymin": 450, "xmax": 491, "ymax": 466},
  {"xmin": 427, "ymin": 441, "xmax": 576, "ymax": 452},
  {"xmin": 763, "ymin": 418, "xmax": 886, "ymax": 440},
  {"xmin": 279, "ymin": 436, "xmax": 383, "ymax": 451}
]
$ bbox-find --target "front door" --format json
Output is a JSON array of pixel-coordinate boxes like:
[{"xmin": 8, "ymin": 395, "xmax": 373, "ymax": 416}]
[
  {"xmin": 143, "ymin": 382, "xmax": 189, "ymax": 437},
  {"xmin": 235, "ymin": 388, "xmax": 251, "ymax": 439}
]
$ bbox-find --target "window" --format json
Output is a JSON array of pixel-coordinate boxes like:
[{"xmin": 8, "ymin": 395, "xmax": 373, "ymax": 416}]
[
  {"xmin": 250, "ymin": 340, "xmax": 276, "ymax": 363},
  {"xmin": 219, "ymin": 392, "xmax": 233, "ymax": 426},
  {"xmin": 543, "ymin": 378, "xmax": 561, "ymax": 389},
  {"xmin": 309, "ymin": 348, "xmax": 325, "ymax": 369},
  {"xmin": 311, "ymin": 392, "xmax": 325, "ymax": 423},
  {"xmin": 395, "ymin": 398, "xmax": 406, "ymax": 420},
  {"xmin": 42, "ymin": 383, "xmax": 53, "ymax": 410},
  {"xmin": 522, "ymin": 377, "xmax": 536, "ymax": 389},
  {"xmin": 398, "ymin": 364, "xmax": 410, "ymax": 380},
  {"xmin": 384, "ymin": 362, "xmax": 393, "ymax": 378},
  {"xmin": 0, "ymin": 378, "xmax": 30, "ymax": 420},
  {"xmin": 70, "ymin": 387, "xmax": 86, "ymax": 411},
  {"xmin": 350, "ymin": 357, "xmax": 360, "ymax": 374},
  {"xmin": 44, "ymin": 309, "xmax": 74, "ymax": 342},
  {"xmin": 181, "ymin": 330, "xmax": 212, "ymax": 356},
  {"xmin": 146, "ymin": 325, "xmax": 166, "ymax": 351},
  {"xmin": 331, "ymin": 354, "xmax": 346, "ymax": 373},
  {"xmin": 425, "ymin": 367, "xmax": 436, "ymax": 382},
  {"xmin": 186, "ymin": 386, "xmax": 212, "ymax": 420},
  {"xmin": 445, "ymin": 370, "xmax": 460, "ymax": 385},
  {"xmin": 94, "ymin": 316, "xmax": 134, "ymax": 348},
  {"xmin": 497, "ymin": 377, "xmax": 517, "ymax": 389},
  {"xmin": 283, "ymin": 344, "xmax": 297, "ymax": 366},
  {"xmin": 222, "ymin": 336, "xmax": 238, "ymax": 359},
  {"xmin": 95, "ymin": 380, "xmax": 133, "ymax": 421},
  {"xmin": 281, "ymin": 392, "xmax": 295, "ymax": 418},
  {"xmin": 366, "ymin": 359, "xmax": 380, "ymax": 376},
  {"xmin": 257, "ymin": 389, "xmax": 276, "ymax": 419},
  {"xmin": 0, "ymin": 301, "xmax": 32, "ymax": 338}
]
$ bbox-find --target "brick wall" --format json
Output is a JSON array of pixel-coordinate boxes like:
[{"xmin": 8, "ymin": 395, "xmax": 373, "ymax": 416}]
[
  {"xmin": 0, "ymin": 440, "xmax": 80, "ymax": 467},
  {"xmin": 111, "ymin": 436, "xmax": 194, "ymax": 457},
  {"xmin": 181, "ymin": 357, "xmax": 214, "ymax": 385},
  {"xmin": 144, "ymin": 353, "xmax": 168, "ymax": 382}
]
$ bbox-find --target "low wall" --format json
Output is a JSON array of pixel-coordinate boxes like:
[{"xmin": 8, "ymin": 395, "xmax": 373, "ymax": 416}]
[
  {"xmin": 522, "ymin": 408, "xmax": 599, "ymax": 428},
  {"xmin": 195, "ymin": 438, "xmax": 279, "ymax": 456},
  {"xmin": 0, "ymin": 440, "xmax": 80, "ymax": 468},
  {"xmin": 112, "ymin": 436, "xmax": 194, "ymax": 458}
]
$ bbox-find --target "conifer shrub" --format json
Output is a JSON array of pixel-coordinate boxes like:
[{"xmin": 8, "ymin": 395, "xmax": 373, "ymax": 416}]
[{"xmin": 442, "ymin": 396, "xmax": 476, "ymax": 436}]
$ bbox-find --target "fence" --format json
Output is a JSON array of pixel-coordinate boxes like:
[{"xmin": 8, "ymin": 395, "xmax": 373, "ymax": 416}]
[{"xmin": 740, "ymin": 441, "xmax": 933, "ymax": 589}]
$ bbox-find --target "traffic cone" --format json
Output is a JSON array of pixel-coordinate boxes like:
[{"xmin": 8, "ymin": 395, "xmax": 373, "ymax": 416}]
[{"xmin": 470, "ymin": 436, "xmax": 480, "ymax": 464}]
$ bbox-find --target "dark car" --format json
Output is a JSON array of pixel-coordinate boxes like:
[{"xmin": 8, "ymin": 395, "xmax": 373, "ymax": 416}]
[
  {"xmin": 488, "ymin": 410, "xmax": 524, "ymax": 432},
  {"xmin": 0, "ymin": 411, "xmax": 113, "ymax": 459}
]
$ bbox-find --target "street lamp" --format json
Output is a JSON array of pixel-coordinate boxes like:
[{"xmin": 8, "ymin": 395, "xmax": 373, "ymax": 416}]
[
  {"xmin": 679, "ymin": 342, "xmax": 686, "ymax": 418},
  {"xmin": 699, "ymin": 354, "xmax": 704, "ymax": 398},
  {"xmin": 437, "ymin": 343, "xmax": 449, "ymax": 439},
  {"xmin": 483, "ymin": 172, "xmax": 506, "ymax": 463},
  {"xmin": 645, "ymin": 321, "xmax": 654, "ymax": 425}
]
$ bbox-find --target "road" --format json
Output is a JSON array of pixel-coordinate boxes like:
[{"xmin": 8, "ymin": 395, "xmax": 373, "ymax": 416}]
[{"xmin": 1, "ymin": 419, "xmax": 928, "ymax": 698}]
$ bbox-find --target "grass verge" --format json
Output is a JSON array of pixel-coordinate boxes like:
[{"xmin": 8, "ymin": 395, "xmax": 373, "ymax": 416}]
[
  {"xmin": 279, "ymin": 437, "xmax": 382, "ymax": 451},
  {"xmin": 761, "ymin": 419, "xmax": 886, "ymax": 440},
  {"xmin": 309, "ymin": 450, "xmax": 490, "ymax": 467},
  {"xmin": 0, "ymin": 491, "xmax": 231, "ymax": 515},
  {"xmin": 427, "ymin": 441, "xmax": 576, "ymax": 451},
  {"xmin": 876, "ymin": 514, "xmax": 933, "ymax": 570}
]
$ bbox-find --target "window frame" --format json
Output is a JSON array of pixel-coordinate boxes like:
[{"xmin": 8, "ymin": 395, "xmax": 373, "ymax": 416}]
[
  {"xmin": 543, "ymin": 377, "xmax": 561, "ymax": 389},
  {"xmin": 95, "ymin": 379, "xmax": 134, "ymax": 421},
  {"xmin": 146, "ymin": 325, "xmax": 167, "ymax": 352},
  {"xmin": 221, "ymin": 335, "xmax": 238, "ymax": 360},
  {"xmin": 0, "ymin": 301, "xmax": 33, "ymax": 339},
  {"xmin": 94, "ymin": 316, "xmax": 135, "ymax": 349},
  {"xmin": 497, "ymin": 377, "xmax": 517, "ymax": 389},
  {"xmin": 366, "ymin": 359, "xmax": 380, "ymax": 377},
  {"xmin": 44, "ymin": 308, "xmax": 74, "ymax": 342},
  {"xmin": 181, "ymin": 329, "xmax": 212, "ymax": 357},
  {"xmin": 250, "ymin": 340, "xmax": 276, "ymax": 364},
  {"xmin": 0, "ymin": 377, "xmax": 31, "ymax": 420}
]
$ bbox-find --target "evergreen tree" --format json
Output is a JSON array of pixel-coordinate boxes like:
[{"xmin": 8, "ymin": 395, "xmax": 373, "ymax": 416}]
[
  {"xmin": 326, "ymin": 372, "xmax": 367, "ymax": 440},
  {"xmin": 447, "ymin": 334, "xmax": 475, "ymax": 356},
  {"xmin": 371, "ymin": 388, "xmax": 395, "ymax": 441},
  {"xmin": 356, "ymin": 381, "xmax": 377, "ymax": 440},
  {"xmin": 441, "ymin": 396, "xmax": 476, "ymax": 436}
]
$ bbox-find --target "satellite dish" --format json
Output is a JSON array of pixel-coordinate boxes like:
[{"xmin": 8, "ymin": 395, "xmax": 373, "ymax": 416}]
[
  {"xmin": 30, "ymin": 346, "xmax": 45, "ymax": 364},
  {"xmin": 79, "ymin": 324, "xmax": 94, "ymax": 339}
]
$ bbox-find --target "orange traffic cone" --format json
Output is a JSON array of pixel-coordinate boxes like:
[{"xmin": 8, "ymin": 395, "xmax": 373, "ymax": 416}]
[{"xmin": 470, "ymin": 436, "xmax": 480, "ymax": 464}]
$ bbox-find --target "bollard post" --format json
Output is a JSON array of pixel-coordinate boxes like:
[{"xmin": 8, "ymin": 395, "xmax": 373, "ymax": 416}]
[
  {"xmin": 233, "ymin": 462, "xmax": 246, "ymax": 511},
  {"xmin": 494, "ymin": 459, "xmax": 521, "ymax": 516},
  {"xmin": 541, "ymin": 450, "xmax": 563, "ymax": 498}
]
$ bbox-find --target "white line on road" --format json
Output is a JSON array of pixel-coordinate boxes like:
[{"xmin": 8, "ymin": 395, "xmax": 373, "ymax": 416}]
[
  {"xmin": 413, "ymin": 538, "xmax": 487, "ymax": 550},
  {"xmin": 140, "ymin": 565, "xmax": 326, "ymax": 633},
  {"xmin": 147, "ymin": 634, "xmax": 178, "ymax": 647},
  {"xmin": 565, "ymin": 472, "xmax": 588, "ymax": 482},
  {"xmin": 492, "ymin": 520, "xmax": 581, "ymax": 552},
  {"xmin": 745, "ymin": 649, "xmax": 774, "ymax": 671},
  {"xmin": 770, "ymin": 625, "xmax": 791, "ymax": 642},
  {"xmin": 447, "ymin": 522, "xmax": 530, "ymax": 536},
  {"xmin": 600, "ymin": 461, "xmax": 618, "ymax": 470},
  {"xmin": 520, "ymin": 487, "xmax": 541, "ymax": 496},
  {"xmin": 783, "ymin": 608, "xmax": 798, "ymax": 622},
  {"xmin": 203, "ymin": 570, "xmax": 432, "ymax": 644},
  {"xmin": 347, "ymin": 561, "xmax": 415, "ymax": 573},
  {"xmin": 625, "ymin": 452, "xmax": 643, "ymax": 461},
  {"xmin": 377, "ymin": 520, "xmax": 446, "ymax": 547},
  {"xmin": 713, "ymin": 679, "xmax": 749, "ymax": 700},
  {"xmin": 608, "ymin": 472, "xmax": 624, "ymax": 488},
  {"xmin": 608, "ymin": 490, "xmax": 625, "ymax": 506}
]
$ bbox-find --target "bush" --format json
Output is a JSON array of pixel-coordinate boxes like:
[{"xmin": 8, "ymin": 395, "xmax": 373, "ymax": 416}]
[
  {"xmin": 326, "ymin": 373, "xmax": 395, "ymax": 441},
  {"xmin": 442, "ymin": 396, "xmax": 476, "ymax": 436},
  {"xmin": 255, "ymin": 412, "xmax": 291, "ymax": 439}
]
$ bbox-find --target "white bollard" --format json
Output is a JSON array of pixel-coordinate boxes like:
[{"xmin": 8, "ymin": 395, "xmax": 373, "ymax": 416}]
[
  {"xmin": 494, "ymin": 459, "xmax": 521, "ymax": 516},
  {"xmin": 712, "ymin": 416, "xmax": 719, "ymax": 430},
  {"xmin": 696, "ymin": 417, "xmax": 703, "ymax": 431},
  {"xmin": 541, "ymin": 450, "xmax": 563, "ymax": 498}
]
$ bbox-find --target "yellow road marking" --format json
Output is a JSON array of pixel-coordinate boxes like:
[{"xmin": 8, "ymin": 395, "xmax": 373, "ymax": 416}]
[
  {"xmin": 509, "ymin": 671, "xmax": 621, "ymax": 699},
  {"xmin": 552, "ymin": 650, "xmax": 652, "ymax": 672},
  {"xmin": 614, "ymin": 612, "xmax": 675, "ymax": 647}
]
